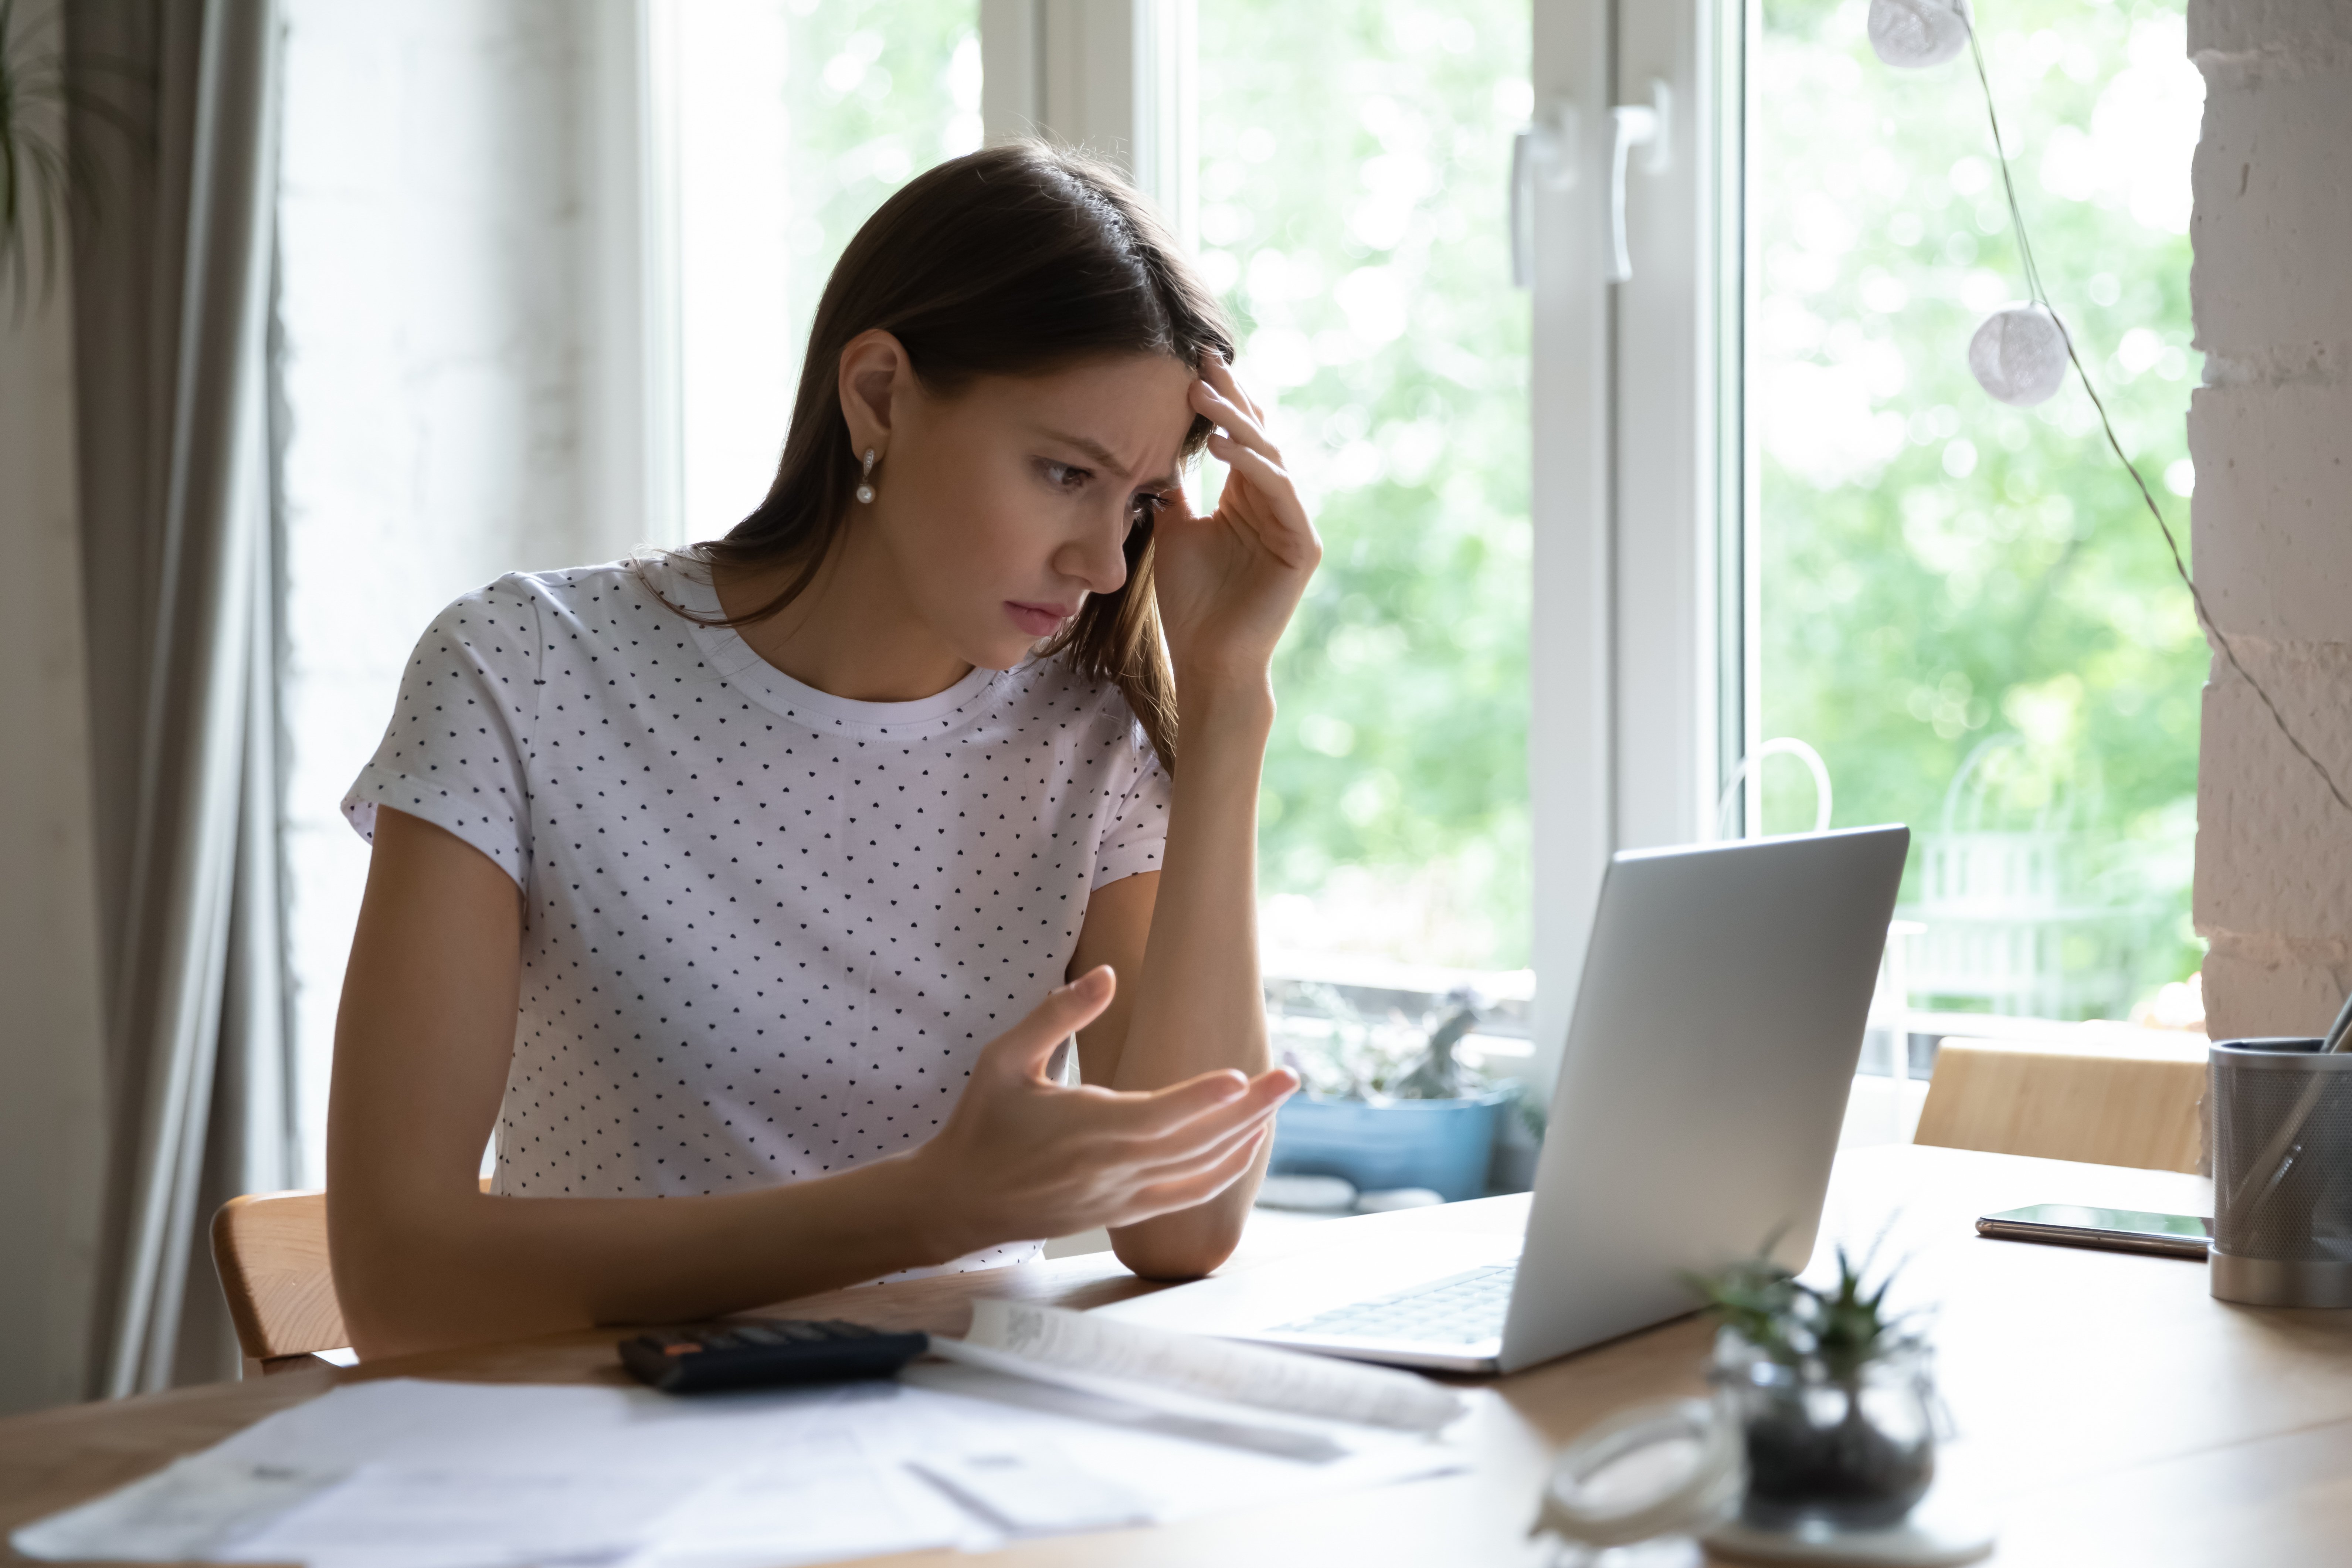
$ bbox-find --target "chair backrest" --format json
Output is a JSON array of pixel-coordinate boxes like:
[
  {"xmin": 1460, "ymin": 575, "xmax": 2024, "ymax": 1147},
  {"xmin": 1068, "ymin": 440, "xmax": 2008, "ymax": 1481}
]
[
  {"xmin": 211, "ymin": 1189, "xmax": 348, "ymax": 1365},
  {"xmin": 1912, "ymin": 1033, "xmax": 2207, "ymax": 1174}
]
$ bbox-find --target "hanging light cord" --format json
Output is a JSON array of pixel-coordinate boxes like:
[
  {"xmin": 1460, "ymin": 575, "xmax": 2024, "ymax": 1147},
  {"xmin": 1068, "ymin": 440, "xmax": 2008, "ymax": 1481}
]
[{"xmin": 1964, "ymin": 21, "xmax": 2352, "ymax": 817}]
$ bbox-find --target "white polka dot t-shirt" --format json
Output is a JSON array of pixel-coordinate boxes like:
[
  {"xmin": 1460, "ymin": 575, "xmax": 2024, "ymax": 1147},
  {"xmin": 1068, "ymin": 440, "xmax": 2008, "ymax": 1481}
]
[{"xmin": 343, "ymin": 555, "xmax": 1171, "ymax": 1275}]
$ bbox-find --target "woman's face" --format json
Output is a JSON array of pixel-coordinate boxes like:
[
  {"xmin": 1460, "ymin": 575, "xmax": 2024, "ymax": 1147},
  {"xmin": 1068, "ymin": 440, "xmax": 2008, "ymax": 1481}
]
[{"xmin": 846, "ymin": 339, "xmax": 1198, "ymax": 672}]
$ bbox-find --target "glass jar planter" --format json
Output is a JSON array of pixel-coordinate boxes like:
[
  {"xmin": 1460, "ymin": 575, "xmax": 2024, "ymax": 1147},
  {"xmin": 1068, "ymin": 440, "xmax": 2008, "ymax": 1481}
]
[{"xmin": 1712, "ymin": 1328, "xmax": 1939, "ymax": 1531}]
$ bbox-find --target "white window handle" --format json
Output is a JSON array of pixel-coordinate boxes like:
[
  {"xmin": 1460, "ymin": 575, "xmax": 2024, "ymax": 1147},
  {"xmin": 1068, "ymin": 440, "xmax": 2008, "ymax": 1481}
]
[
  {"xmin": 1509, "ymin": 98, "xmax": 1578, "ymax": 289},
  {"xmin": 1607, "ymin": 81, "xmax": 1671, "ymax": 284}
]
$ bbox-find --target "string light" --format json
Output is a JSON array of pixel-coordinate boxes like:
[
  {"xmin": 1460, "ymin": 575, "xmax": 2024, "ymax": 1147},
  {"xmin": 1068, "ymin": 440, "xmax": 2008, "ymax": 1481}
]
[
  {"xmin": 1966, "ymin": 304, "xmax": 2068, "ymax": 407},
  {"xmin": 1867, "ymin": 0, "xmax": 1973, "ymax": 70},
  {"xmin": 1865, "ymin": 0, "xmax": 2352, "ymax": 816}
]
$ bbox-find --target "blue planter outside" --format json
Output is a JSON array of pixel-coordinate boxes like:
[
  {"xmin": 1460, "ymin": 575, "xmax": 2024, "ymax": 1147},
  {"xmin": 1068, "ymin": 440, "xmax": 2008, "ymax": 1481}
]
[{"xmin": 1269, "ymin": 1090, "xmax": 1513, "ymax": 1204}]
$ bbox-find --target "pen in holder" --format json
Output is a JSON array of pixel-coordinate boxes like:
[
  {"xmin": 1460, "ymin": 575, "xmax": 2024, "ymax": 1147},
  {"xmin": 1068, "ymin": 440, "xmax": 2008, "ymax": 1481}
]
[{"xmin": 2210, "ymin": 1029, "xmax": 2352, "ymax": 1309}]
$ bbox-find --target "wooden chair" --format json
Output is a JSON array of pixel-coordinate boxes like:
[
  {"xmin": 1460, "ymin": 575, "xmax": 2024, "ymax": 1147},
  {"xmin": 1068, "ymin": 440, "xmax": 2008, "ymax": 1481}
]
[
  {"xmin": 211, "ymin": 1189, "xmax": 349, "ymax": 1376},
  {"xmin": 1912, "ymin": 1030, "xmax": 2208, "ymax": 1174},
  {"xmin": 211, "ymin": 1178, "xmax": 494, "ymax": 1376}
]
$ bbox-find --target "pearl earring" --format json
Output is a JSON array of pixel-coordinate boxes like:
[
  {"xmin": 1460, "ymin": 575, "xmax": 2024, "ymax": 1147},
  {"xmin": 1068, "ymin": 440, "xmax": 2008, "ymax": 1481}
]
[{"xmin": 855, "ymin": 448, "xmax": 878, "ymax": 505}]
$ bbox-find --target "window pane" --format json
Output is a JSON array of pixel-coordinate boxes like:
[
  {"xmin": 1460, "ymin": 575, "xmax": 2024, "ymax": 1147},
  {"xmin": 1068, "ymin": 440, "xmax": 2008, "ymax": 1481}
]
[
  {"xmin": 1195, "ymin": 1, "xmax": 1532, "ymax": 975},
  {"xmin": 674, "ymin": 0, "xmax": 981, "ymax": 535},
  {"xmin": 1752, "ymin": 1, "xmax": 2204, "ymax": 1021}
]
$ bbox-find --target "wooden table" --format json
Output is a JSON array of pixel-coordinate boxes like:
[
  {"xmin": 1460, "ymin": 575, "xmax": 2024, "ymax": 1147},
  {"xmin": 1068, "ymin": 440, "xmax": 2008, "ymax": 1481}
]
[{"xmin": 6, "ymin": 1143, "xmax": 2350, "ymax": 1566}]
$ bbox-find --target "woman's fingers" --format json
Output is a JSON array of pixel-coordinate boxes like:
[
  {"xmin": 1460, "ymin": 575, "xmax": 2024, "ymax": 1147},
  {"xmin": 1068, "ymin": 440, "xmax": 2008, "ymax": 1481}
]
[
  {"xmin": 1126, "ymin": 1103, "xmax": 1282, "ymax": 1181},
  {"xmin": 1109, "ymin": 1073, "xmax": 1290, "ymax": 1178},
  {"xmin": 977, "ymin": 965, "xmax": 1117, "ymax": 1082},
  {"xmin": 1124, "ymin": 1128, "xmax": 1271, "ymax": 1222},
  {"xmin": 1190, "ymin": 377, "xmax": 1278, "ymax": 464},
  {"xmin": 1100, "ymin": 1063, "xmax": 1290, "ymax": 1144},
  {"xmin": 1203, "ymin": 434, "xmax": 1320, "ymax": 567},
  {"xmin": 1187, "ymin": 351, "xmax": 1321, "ymax": 567},
  {"xmin": 1200, "ymin": 348, "xmax": 1265, "ymax": 427}
]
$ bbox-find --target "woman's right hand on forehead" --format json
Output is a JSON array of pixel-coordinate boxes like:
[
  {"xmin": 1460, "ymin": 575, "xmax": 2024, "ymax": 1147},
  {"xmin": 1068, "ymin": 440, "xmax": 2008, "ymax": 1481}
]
[
  {"xmin": 1147, "ymin": 351, "xmax": 1322, "ymax": 693},
  {"xmin": 906, "ymin": 965, "xmax": 1299, "ymax": 1258}
]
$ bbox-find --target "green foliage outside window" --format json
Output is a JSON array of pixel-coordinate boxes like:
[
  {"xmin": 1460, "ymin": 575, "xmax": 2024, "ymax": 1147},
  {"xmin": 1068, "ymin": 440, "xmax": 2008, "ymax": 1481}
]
[
  {"xmin": 767, "ymin": 0, "xmax": 981, "ymax": 344},
  {"xmin": 1198, "ymin": 0, "xmax": 1534, "ymax": 971},
  {"xmin": 744, "ymin": 0, "xmax": 1535, "ymax": 973},
  {"xmin": 1756, "ymin": 0, "xmax": 2205, "ymax": 1015},
  {"xmin": 764, "ymin": 0, "xmax": 2203, "ymax": 1016}
]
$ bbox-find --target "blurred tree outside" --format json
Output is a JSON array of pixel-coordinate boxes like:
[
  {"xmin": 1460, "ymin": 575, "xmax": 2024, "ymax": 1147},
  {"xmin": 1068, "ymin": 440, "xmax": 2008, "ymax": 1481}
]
[
  {"xmin": 682, "ymin": 0, "xmax": 1538, "ymax": 975},
  {"xmin": 675, "ymin": 0, "xmax": 980, "ymax": 536},
  {"xmin": 1198, "ymin": 0, "xmax": 1535, "ymax": 972},
  {"xmin": 767, "ymin": 0, "xmax": 982, "ymax": 346},
  {"xmin": 1755, "ymin": 0, "xmax": 2206, "ymax": 1018},
  {"xmin": 683, "ymin": 0, "xmax": 2205, "ymax": 1020}
]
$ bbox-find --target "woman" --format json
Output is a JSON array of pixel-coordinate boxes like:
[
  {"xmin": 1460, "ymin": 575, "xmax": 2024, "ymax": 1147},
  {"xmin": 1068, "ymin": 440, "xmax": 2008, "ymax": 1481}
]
[{"xmin": 327, "ymin": 143, "xmax": 1318, "ymax": 1358}]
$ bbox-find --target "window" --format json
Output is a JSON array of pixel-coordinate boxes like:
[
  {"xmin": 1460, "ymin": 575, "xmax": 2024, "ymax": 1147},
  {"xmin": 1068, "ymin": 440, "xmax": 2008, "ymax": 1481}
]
[
  {"xmin": 668, "ymin": 3, "xmax": 1548, "ymax": 1042},
  {"xmin": 1190, "ymin": 2, "xmax": 1534, "ymax": 985},
  {"xmin": 1502, "ymin": 0, "xmax": 2209, "ymax": 1100},
  {"xmin": 276, "ymin": 2, "xmax": 2205, "ymax": 1181},
  {"xmin": 1748, "ymin": 0, "xmax": 2205, "ymax": 1028},
  {"xmin": 665, "ymin": 0, "xmax": 982, "ymax": 537}
]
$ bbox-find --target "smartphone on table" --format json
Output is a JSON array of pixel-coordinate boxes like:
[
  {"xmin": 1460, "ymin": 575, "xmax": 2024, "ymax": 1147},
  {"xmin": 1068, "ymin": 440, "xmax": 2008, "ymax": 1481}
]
[{"xmin": 1976, "ymin": 1204, "xmax": 2212, "ymax": 1260}]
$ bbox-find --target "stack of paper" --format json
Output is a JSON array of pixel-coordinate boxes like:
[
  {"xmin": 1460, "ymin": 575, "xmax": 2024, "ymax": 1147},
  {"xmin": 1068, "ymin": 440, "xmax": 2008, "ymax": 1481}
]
[{"xmin": 15, "ymin": 1316, "xmax": 1475, "ymax": 1568}]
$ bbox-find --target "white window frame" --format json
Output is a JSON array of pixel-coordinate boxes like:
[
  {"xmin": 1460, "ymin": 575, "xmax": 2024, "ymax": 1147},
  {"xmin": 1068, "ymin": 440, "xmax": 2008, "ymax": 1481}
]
[
  {"xmin": 978, "ymin": 0, "xmax": 1196, "ymax": 233},
  {"xmin": 586, "ymin": 0, "xmax": 685, "ymax": 551},
  {"xmin": 1528, "ymin": 0, "xmax": 1738, "ymax": 1088}
]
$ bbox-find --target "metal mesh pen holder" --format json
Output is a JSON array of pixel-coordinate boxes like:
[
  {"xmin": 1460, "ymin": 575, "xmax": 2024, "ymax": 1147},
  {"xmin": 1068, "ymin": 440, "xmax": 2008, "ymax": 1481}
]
[{"xmin": 2211, "ymin": 1038, "xmax": 2352, "ymax": 1308}]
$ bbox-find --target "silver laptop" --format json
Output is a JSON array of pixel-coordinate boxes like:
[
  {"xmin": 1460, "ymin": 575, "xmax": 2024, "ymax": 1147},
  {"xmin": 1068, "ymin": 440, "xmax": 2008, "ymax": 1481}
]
[{"xmin": 1091, "ymin": 826, "xmax": 1910, "ymax": 1374}]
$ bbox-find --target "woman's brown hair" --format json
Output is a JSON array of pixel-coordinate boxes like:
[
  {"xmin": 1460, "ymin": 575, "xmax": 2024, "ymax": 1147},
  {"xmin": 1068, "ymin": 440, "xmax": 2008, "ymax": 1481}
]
[{"xmin": 679, "ymin": 141, "xmax": 1234, "ymax": 774}]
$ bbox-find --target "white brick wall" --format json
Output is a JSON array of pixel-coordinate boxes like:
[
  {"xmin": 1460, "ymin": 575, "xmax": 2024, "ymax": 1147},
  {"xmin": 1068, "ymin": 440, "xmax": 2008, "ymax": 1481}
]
[
  {"xmin": 2189, "ymin": 385, "xmax": 2352, "ymax": 641},
  {"xmin": 2188, "ymin": 0, "xmax": 2352, "ymax": 1039},
  {"xmin": 277, "ymin": 0, "xmax": 644, "ymax": 1178}
]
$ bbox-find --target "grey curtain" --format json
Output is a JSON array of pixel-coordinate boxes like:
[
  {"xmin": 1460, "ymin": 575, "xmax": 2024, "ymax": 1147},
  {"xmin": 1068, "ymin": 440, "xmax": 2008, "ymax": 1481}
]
[{"xmin": 66, "ymin": 0, "xmax": 292, "ymax": 1396}]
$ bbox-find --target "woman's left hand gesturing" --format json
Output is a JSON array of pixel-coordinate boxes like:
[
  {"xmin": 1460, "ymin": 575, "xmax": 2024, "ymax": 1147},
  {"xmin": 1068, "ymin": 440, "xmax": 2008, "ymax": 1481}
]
[{"xmin": 1149, "ymin": 351, "xmax": 1321, "ymax": 691}]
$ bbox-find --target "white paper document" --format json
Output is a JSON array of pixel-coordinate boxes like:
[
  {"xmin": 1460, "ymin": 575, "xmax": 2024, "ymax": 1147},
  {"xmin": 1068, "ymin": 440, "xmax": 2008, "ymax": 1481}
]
[
  {"xmin": 916, "ymin": 1334, "xmax": 1358, "ymax": 1460},
  {"xmin": 220, "ymin": 1465, "xmax": 689, "ymax": 1568},
  {"xmin": 905, "ymin": 1443, "xmax": 1152, "ymax": 1536},
  {"xmin": 10, "ymin": 1454, "xmax": 339, "ymax": 1563},
  {"xmin": 959, "ymin": 1299, "xmax": 1465, "ymax": 1432},
  {"xmin": 13, "ymin": 1381, "xmax": 963, "ymax": 1568},
  {"xmin": 16, "ymin": 1322, "xmax": 1474, "ymax": 1567},
  {"xmin": 618, "ymin": 1423, "xmax": 972, "ymax": 1568},
  {"xmin": 893, "ymin": 1360, "xmax": 1472, "ymax": 1521}
]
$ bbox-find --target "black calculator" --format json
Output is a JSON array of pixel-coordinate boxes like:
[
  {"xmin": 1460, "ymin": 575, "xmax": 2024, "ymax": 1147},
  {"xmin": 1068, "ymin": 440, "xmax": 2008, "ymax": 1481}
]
[{"xmin": 618, "ymin": 1317, "xmax": 932, "ymax": 1394}]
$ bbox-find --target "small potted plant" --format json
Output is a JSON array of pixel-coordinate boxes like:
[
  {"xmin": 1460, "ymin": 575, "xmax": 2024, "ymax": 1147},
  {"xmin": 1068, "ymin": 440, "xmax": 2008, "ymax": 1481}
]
[
  {"xmin": 1267, "ymin": 985, "xmax": 1518, "ymax": 1204},
  {"xmin": 1690, "ymin": 1245, "xmax": 1941, "ymax": 1532}
]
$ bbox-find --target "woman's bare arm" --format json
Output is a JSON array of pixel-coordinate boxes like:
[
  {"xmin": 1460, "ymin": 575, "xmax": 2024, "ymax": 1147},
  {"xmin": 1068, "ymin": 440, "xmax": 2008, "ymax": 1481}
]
[
  {"xmin": 1083, "ymin": 352, "xmax": 1321, "ymax": 1279},
  {"xmin": 1068, "ymin": 872, "xmax": 1157, "ymax": 1086},
  {"xmin": 1073, "ymin": 691, "xmax": 1282, "ymax": 1280},
  {"xmin": 327, "ymin": 807, "xmax": 1289, "ymax": 1359}
]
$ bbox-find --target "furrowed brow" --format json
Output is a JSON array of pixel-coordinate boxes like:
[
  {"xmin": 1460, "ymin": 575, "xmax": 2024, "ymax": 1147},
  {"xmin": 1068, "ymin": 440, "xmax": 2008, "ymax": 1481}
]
[{"xmin": 1039, "ymin": 428, "xmax": 1179, "ymax": 493}]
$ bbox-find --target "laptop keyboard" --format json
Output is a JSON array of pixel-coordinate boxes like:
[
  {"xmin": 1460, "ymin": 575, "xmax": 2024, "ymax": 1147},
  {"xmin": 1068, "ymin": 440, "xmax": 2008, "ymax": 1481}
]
[{"xmin": 1272, "ymin": 1263, "xmax": 1517, "ymax": 1345}]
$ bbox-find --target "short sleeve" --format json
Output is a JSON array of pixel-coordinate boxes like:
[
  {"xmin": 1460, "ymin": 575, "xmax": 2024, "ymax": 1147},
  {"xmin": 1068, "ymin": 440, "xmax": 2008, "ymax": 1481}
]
[
  {"xmin": 1092, "ymin": 729, "xmax": 1172, "ymax": 890},
  {"xmin": 342, "ymin": 578, "xmax": 543, "ymax": 889}
]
